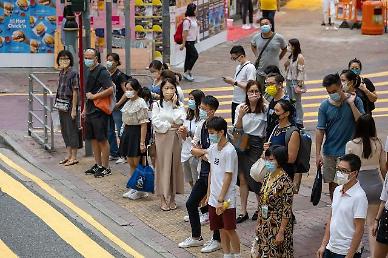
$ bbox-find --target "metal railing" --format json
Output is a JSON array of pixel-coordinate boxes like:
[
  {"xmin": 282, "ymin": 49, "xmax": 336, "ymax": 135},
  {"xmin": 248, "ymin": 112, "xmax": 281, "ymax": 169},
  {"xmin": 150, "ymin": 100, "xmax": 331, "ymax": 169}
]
[{"xmin": 28, "ymin": 72, "xmax": 57, "ymax": 151}]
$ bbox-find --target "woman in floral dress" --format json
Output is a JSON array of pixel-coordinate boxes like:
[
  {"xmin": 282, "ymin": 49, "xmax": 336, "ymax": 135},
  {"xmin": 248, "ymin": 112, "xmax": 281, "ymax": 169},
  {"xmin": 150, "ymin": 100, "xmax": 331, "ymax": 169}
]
[{"xmin": 253, "ymin": 145, "xmax": 294, "ymax": 258}]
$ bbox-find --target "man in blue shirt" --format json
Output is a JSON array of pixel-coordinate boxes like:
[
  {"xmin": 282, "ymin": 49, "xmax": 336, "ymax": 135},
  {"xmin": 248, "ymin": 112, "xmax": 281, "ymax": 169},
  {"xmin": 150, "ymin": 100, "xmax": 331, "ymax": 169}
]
[{"xmin": 316, "ymin": 73, "xmax": 365, "ymax": 200}]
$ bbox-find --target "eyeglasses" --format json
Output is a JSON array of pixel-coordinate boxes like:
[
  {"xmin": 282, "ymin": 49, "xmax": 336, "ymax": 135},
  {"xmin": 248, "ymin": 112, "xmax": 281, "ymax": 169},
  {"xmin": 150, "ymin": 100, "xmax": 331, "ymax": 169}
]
[
  {"xmin": 231, "ymin": 55, "xmax": 241, "ymax": 61},
  {"xmin": 336, "ymin": 167, "xmax": 352, "ymax": 174},
  {"xmin": 59, "ymin": 57, "xmax": 70, "ymax": 60},
  {"xmin": 247, "ymin": 90, "xmax": 260, "ymax": 95}
]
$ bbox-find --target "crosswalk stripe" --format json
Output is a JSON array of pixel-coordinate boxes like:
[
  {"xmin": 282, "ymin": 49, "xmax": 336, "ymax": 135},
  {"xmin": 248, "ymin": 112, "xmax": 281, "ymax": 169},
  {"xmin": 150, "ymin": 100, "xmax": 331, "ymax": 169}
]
[
  {"xmin": 184, "ymin": 80, "xmax": 388, "ymax": 94},
  {"xmin": 0, "ymin": 239, "xmax": 18, "ymax": 258},
  {"xmin": 0, "ymin": 169, "xmax": 114, "ymax": 258},
  {"xmin": 0, "ymin": 153, "xmax": 144, "ymax": 258}
]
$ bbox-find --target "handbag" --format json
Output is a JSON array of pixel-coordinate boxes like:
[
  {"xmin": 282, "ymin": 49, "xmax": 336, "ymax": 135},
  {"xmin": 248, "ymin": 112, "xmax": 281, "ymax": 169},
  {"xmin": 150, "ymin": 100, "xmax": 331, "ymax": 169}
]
[
  {"xmin": 126, "ymin": 157, "xmax": 154, "ymax": 193},
  {"xmin": 250, "ymin": 158, "xmax": 267, "ymax": 183},
  {"xmin": 54, "ymin": 98, "xmax": 70, "ymax": 112},
  {"xmin": 230, "ymin": 128, "xmax": 250, "ymax": 152},
  {"xmin": 310, "ymin": 166, "xmax": 323, "ymax": 206},
  {"xmin": 93, "ymin": 96, "xmax": 112, "ymax": 115}
]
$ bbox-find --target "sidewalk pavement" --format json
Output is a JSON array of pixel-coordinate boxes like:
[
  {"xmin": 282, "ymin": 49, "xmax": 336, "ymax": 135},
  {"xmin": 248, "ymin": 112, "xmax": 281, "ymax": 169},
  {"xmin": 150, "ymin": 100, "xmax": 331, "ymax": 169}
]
[{"xmin": 1, "ymin": 3, "xmax": 388, "ymax": 257}]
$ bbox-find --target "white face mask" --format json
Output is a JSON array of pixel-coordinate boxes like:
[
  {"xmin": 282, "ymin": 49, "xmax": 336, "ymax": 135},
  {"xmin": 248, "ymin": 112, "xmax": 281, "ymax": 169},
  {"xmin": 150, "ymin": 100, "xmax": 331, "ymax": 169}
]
[
  {"xmin": 335, "ymin": 171, "xmax": 350, "ymax": 185},
  {"xmin": 125, "ymin": 90, "xmax": 135, "ymax": 99},
  {"xmin": 342, "ymin": 81, "xmax": 350, "ymax": 92}
]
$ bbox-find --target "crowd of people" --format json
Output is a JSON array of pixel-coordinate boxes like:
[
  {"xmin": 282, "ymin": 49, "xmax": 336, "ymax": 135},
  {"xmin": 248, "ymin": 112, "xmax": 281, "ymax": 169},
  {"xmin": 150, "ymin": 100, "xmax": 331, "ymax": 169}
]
[{"xmin": 53, "ymin": 9, "xmax": 388, "ymax": 258}]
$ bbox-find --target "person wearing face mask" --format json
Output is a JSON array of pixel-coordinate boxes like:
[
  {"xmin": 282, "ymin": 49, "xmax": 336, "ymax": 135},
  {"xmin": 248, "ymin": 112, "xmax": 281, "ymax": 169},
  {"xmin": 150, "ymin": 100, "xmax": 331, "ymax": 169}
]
[
  {"xmin": 55, "ymin": 50, "xmax": 81, "ymax": 167},
  {"xmin": 265, "ymin": 73, "xmax": 290, "ymax": 141},
  {"xmin": 259, "ymin": 0, "xmax": 280, "ymax": 31},
  {"xmin": 251, "ymin": 18, "xmax": 287, "ymax": 88},
  {"xmin": 178, "ymin": 89, "xmax": 205, "ymax": 187},
  {"xmin": 345, "ymin": 114, "xmax": 386, "ymax": 257},
  {"xmin": 284, "ymin": 38, "xmax": 306, "ymax": 129},
  {"xmin": 160, "ymin": 69, "xmax": 185, "ymax": 103},
  {"xmin": 120, "ymin": 79, "xmax": 149, "ymax": 200},
  {"xmin": 348, "ymin": 58, "xmax": 378, "ymax": 114},
  {"xmin": 205, "ymin": 116, "xmax": 241, "ymax": 258},
  {"xmin": 223, "ymin": 45, "xmax": 256, "ymax": 125},
  {"xmin": 179, "ymin": 96, "xmax": 222, "ymax": 253},
  {"xmin": 152, "ymin": 78, "xmax": 186, "ymax": 211},
  {"xmin": 253, "ymin": 145, "xmax": 294, "ymax": 258},
  {"xmin": 317, "ymin": 154, "xmax": 367, "ymax": 258},
  {"xmin": 264, "ymin": 99, "xmax": 300, "ymax": 181},
  {"xmin": 316, "ymin": 73, "xmax": 365, "ymax": 201},
  {"xmin": 82, "ymin": 48, "xmax": 114, "ymax": 178},
  {"xmin": 148, "ymin": 60, "xmax": 169, "ymax": 100},
  {"xmin": 234, "ymin": 80, "xmax": 267, "ymax": 223},
  {"xmin": 106, "ymin": 53, "xmax": 130, "ymax": 164}
]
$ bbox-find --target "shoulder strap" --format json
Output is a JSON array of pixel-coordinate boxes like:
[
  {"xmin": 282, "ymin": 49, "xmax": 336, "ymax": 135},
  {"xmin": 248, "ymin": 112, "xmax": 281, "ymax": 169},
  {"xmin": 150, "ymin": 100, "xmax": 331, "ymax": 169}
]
[
  {"xmin": 235, "ymin": 62, "xmax": 251, "ymax": 78},
  {"xmin": 254, "ymin": 33, "xmax": 276, "ymax": 69},
  {"xmin": 285, "ymin": 125, "xmax": 299, "ymax": 144}
]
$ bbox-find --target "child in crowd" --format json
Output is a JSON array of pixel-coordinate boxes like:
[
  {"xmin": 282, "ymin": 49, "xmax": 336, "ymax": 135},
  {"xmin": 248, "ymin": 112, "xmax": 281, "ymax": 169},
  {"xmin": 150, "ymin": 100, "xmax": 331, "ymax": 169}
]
[{"xmin": 206, "ymin": 116, "xmax": 241, "ymax": 258}]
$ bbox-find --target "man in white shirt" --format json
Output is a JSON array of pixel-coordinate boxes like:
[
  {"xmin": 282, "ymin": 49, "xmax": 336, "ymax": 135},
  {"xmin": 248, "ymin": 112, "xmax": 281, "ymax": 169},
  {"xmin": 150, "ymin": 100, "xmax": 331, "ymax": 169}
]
[
  {"xmin": 385, "ymin": 136, "xmax": 388, "ymax": 171},
  {"xmin": 206, "ymin": 116, "xmax": 240, "ymax": 258},
  {"xmin": 223, "ymin": 45, "xmax": 256, "ymax": 125},
  {"xmin": 317, "ymin": 153, "xmax": 368, "ymax": 258}
]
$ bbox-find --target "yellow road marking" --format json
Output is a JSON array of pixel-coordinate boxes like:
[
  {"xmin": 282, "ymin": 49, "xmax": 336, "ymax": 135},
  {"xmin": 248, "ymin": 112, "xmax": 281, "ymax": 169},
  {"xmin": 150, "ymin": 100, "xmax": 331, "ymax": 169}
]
[
  {"xmin": 0, "ymin": 239, "xmax": 18, "ymax": 258},
  {"xmin": 0, "ymin": 169, "xmax": 113, "ymax": 258},
  {"xmin": 285, "ymin": 0, "xmax": 322, "ymax": 10},
  {"xmin": 0, "ymin": 153, "xmax": 144, "ymax": 258}
]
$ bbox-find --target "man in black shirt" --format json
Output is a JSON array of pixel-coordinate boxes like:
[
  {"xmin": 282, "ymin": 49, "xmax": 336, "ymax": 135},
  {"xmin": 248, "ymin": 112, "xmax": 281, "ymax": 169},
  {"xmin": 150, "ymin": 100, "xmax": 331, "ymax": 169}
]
[{"xmin": 82, "ymin": 48, "xmax": 114, "ymax": 178}]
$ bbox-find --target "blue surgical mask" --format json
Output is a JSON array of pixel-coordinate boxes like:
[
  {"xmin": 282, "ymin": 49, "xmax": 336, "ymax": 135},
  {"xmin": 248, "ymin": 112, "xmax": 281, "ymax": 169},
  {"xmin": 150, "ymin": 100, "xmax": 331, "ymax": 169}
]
[
  {"xmin": 265, "ymin": 160, "xmax": 277, "ymax": 173},
  {"xmin": 84, "ymin": 59, "xmax": 95, "ymax": 68},
  {"xmin": 261, "ymin": 25, "xmax": 271, "ymax": 33},
  {"xmin": 351, "ymin": 68, "xmax": 360, "ymax": 75},
  {"xmin": 106, "ymin": 61, "xmax": 113, "ymax": 69},
  {"xmin": 188, "ymin": 99, "xmax": 196, "ymax": 110},
  {"xmin": 209, "ymin": 133, "xmax": 220, "ymax": 144},
  {"xmin": 329, "ymin": 92, "xmax": 341, "ymax": 102},
  {"xmin": 199, "ymin": 109, "xmax": 208, "ymax": 120}
]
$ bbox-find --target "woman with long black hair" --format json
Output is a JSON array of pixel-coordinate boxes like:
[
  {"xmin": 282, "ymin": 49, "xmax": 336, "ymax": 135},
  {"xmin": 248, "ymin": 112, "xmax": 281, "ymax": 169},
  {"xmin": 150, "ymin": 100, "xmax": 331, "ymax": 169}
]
[
  {"xmin": 180, "ymin": 3, "xmax": 199, "ymax": 82},
  {"xmin": 284, "ymin": 38, "xmax": 306, "ymax": 129},
  {"xmin": 345, "ymin": 114, "xmax": 386, "ymax": 257}
]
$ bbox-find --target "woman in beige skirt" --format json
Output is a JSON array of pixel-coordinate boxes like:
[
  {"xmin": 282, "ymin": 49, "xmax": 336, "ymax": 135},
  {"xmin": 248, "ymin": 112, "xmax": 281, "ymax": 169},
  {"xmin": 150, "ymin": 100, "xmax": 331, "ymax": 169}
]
[{"xmin": 152, "ymin": 77, "xmax": 186, "ymax": 211}]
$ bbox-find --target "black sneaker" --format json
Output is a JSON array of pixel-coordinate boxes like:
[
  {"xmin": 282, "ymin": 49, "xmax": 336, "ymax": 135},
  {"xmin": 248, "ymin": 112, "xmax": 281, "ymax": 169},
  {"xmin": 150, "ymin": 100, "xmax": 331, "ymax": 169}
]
[
  {"xmin": 94, "ymin": 167, "xmax": 112, "ymax": 178},
  {"xmin": 85, "ymin": 164, "xmax": 99, "ymax": 175},
  {"xmin": 236, "ymin": 213, "xmax": 249, "ymax": 224}
]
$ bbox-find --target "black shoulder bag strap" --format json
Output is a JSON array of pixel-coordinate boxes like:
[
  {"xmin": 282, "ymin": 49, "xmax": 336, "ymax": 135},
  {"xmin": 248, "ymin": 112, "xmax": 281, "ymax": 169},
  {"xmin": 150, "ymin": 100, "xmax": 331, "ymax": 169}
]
[
  {"xmin": 235, "ymin": 62, "xmax": 251, "ymax": 78},
  {"xmin": 254, "ymin": 33, "xmax": 276, "ymax": 69}
]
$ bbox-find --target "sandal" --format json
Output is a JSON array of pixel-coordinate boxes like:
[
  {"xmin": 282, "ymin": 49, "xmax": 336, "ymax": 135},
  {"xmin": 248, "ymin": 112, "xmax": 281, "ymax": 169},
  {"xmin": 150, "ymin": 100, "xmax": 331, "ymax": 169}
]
[
  {"xmin": 160, "ymin": 197, "xmax": 170, "ymax": 211},
  {"xmin": 64, "ymin": 160, "xmax": 79, "ymax": 166},
  {"xmin": 169, "ymin": 203, "xmax": 177, "ymax": 210},
  {"xmin": 59, "ymin": 158, "xmax": 69, "ymax": 164}
]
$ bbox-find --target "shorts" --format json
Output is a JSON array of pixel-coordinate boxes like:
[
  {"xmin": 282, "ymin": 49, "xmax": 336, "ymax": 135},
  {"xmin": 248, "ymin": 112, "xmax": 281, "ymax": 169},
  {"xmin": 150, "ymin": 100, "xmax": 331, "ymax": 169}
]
[
  {"xmin": 323, "ymin": 155, "xmax": 339, "ymax": 183},
  {"xmin": 209, "ymin": 205, "xmax": 236, "ymax": 231},
  {"xmin": 376, "ymin": 208, "xmax": 388, "ymax": 244},
  {"xmin": 85, "ymin": 111, "xmax": 109, "ymax": 141}
]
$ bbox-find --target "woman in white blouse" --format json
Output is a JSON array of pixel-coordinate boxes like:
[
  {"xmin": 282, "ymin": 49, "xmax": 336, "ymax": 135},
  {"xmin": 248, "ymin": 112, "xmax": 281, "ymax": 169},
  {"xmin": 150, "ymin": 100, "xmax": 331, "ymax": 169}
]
[
  {"xmin": 120, "ymin": 79, "xmax": 149, "ymax": 200},
  {"xmin": 345, "ymin": 114, "xmax": 387, "ymax": 257},
  {"xmin": 152, "ymin": 77, "xmax": 186, "ymax": 211},
  {"xmin": 178, "ymin": 89, "xmax": 205, "ymax": 187},
  {"xmin": 234, "ymin": 80, "xmax": 267, "ymax": 223}
]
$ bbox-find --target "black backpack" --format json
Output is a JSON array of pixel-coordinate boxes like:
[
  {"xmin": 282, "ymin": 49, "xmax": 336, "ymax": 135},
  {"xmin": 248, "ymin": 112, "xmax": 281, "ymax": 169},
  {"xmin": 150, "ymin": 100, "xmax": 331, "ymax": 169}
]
[{"xmin": 285, "ymin": 126, "xmax": 312, "ymax": 173}]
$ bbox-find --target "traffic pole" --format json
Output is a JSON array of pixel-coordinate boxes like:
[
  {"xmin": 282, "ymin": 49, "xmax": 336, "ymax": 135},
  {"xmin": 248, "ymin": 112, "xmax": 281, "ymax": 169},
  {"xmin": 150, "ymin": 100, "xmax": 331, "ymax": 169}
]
[
  {"xmin": 124, "ymin": 0, "xmax": 131, "ymax": 74},
  {"xmin": 106, "ymin": 0, "xmax": 113, "ymax": 54},
  {"xmin": 162, "ymin": 0, "xmax": 170, "ymax": 64}
]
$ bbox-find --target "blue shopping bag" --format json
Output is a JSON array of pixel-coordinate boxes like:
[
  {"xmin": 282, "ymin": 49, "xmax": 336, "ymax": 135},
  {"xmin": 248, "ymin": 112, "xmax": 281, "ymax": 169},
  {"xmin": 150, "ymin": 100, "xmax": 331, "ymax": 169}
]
[{"xmin": 126, "ymin": 161, "xmax": 154, "ymax": 193}]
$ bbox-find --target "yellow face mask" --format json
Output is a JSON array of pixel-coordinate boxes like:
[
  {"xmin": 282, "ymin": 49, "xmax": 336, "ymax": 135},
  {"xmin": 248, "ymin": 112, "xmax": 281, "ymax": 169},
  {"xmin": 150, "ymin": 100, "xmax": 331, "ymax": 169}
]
[{"xmin": 265, "ymin": 84, "xmax": 278, "ymax": 97}]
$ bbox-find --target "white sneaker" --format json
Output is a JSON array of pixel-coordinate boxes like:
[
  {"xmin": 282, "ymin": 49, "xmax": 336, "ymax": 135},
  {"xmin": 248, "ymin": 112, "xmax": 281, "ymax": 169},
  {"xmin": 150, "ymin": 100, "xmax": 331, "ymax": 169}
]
[
  {"xmin": 115, "ymin": 157, "xmax": 126, "ymax": 164},
  {"xmin": 251, "ymin": 23, "xmax": 260, "ymax": 29},
  {"xmin": 201, "ymin": 238, "xmax": 221, "ymax": 253},
  {"xmin": 183, "ymin": 215, "xmax": 190, "ymax": 222},
  {"xmin": 178, "ymin": 237, "xmax": 204, "ymax": 248},
  {"xmin": 129, "ymin": 190, "xmax": 148, "ymax": 200},
  {"xmin": 183, "ymin": 73, "xmax": 193, "ymax": 81},
  {"xmin": 332, "ymin": 26, "xmax": 338, "ymax": 31},
  {"xmin": 200, "ymin": 212, "xmax": 209, "ymax": 225},
  {"xmin": 242, "ymin": 24, "xmax": 251, "ymax": 30},
  {"xmin": 123, "ymin": 189, "xmax": 136, "ymax": 198}
]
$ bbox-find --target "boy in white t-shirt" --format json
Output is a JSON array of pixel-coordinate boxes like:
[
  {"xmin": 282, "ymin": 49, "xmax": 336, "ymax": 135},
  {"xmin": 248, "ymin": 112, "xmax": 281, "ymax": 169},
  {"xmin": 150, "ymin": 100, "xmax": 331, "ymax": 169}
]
[{"xmin": 206, "ymin": 116, "xmax": 240, "ymax": 258}]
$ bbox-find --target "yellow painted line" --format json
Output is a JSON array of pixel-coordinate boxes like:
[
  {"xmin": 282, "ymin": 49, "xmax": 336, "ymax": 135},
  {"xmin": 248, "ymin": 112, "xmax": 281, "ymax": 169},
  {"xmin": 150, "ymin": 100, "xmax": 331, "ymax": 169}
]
[
  {"xmin": 304, "ymin": 81, "xmax": 388, "ymax": 93},
  {"xmin": 0, "ymin": 239, "xmax": 18, "ymax": 258},
  {"xmin": 0, "ymin": 153, "xmax": 144, "ymax": 258},
  {"xmin": 285, "ymin": 0, "xmax": 322, "ymax": 10},
  {"xmin": 0, "ymin": 169, "xmax": 113, "ymax": 258},
  {"xmin": 303, "ymin": 98, "xmax": 388, "ymax": 108}
]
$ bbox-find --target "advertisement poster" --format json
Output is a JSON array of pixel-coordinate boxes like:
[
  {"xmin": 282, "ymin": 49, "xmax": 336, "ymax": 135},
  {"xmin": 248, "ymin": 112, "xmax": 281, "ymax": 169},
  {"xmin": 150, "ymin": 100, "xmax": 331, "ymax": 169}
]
[{"xmin": 0, "ymin": 0, "xmax": 56, "ymax": 53}]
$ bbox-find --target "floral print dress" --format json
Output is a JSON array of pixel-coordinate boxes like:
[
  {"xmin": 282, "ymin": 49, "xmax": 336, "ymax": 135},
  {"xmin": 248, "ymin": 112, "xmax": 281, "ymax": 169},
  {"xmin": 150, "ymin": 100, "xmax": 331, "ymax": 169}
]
[{"xmin": 254, "ymin": 170, "xmax": 294, "ymax": 258}]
